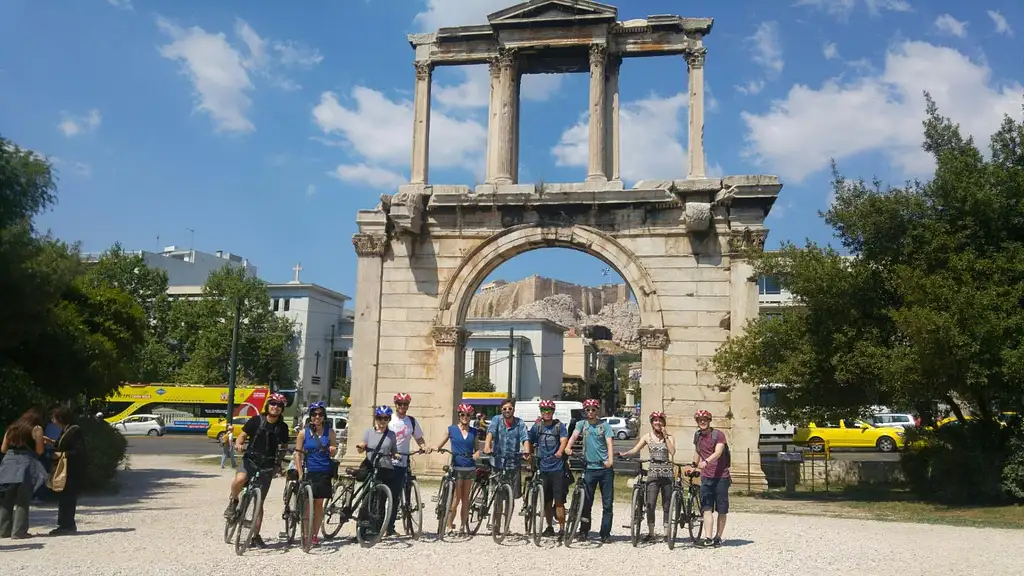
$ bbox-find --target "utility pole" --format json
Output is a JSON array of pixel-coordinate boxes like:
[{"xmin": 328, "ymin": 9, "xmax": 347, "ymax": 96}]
[
  {"xmin": 507, "ymin": 328, "xmax": 514, "ymax": 399},
  {"xmin": 225, "ymin": 296, "xmax": 242, "ymax": 431}
]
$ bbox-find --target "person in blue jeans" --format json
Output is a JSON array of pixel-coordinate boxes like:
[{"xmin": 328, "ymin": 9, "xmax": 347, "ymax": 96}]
[
  {"xmin": 564, "ymin": 398, "xmax": 614, "ymax": 543},
  {"xmin": 484, "ymin": 398, "xmax": 531, "ymax": 500}
]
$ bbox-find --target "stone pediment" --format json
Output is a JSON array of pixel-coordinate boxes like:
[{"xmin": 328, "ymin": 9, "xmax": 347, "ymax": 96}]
[{"xmin": 487, "ymin": 0, "xmax": 617, "ymax": 28}]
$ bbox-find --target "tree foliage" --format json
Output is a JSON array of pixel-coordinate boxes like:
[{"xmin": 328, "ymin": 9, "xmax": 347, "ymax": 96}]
[
  {"xmin": 711, "ymin": 95, "xmax": 1024, "ymax": 427},
  {"xmin": 464, "ymin": 372, "xmax": 496, "ymax": 393}
]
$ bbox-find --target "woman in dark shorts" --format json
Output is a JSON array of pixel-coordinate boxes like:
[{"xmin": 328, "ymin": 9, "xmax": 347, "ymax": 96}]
[
  {"xmin": 293, "ymin": 401, "xmax": 337, "ymax": 546},
  {"xmin": 432, "ymin": 403, "xmax": 481, "ymax": 536}
]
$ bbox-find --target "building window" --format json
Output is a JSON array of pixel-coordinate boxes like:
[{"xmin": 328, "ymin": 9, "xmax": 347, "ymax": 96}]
[
  {"xmin": 272, "ymin": 298, "xmax": 280, "ymax": 312},
  {"xmin": 283, "ymin": 298, "xmax": 291, "ymax": 312},
  {"xmin": 473, "ymin": 350, "xmax": 491, "ymax": 378},
  {"xmin": 331, "ymin": 350, "xmax": 349, "ymax": 383},
  {"xmin": 758, "ymin": 275, "xmax": 782, "ymax": 295}
]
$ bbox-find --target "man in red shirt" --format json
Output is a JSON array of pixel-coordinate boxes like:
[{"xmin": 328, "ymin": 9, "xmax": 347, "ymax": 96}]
[{"xmin": 686, "ymin": 409, "xmax": 730, "ymax": 547}]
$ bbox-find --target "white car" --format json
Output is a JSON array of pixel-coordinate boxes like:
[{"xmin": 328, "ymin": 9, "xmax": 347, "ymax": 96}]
[
  {"xmin": 113, "ymin": 414, "xmax": 167, "ymax": 436},
  {"xmin": 600, "ymin": 416, "xmax": 637, "ymax": 440},
  {"xmin": 870, "ymin": 413, "xmax": 918, "ymax": 429}
]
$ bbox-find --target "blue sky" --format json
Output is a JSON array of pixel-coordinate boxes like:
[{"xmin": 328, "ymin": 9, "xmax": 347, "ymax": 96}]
[{"xmin": 1, "ymin": 0, "xmax": 1021, "ymax": 299}]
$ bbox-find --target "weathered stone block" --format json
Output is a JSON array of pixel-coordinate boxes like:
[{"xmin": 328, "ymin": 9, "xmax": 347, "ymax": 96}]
[{"xmin": 660, "ymin": 296, "xmax": 731, "ymax": 312}]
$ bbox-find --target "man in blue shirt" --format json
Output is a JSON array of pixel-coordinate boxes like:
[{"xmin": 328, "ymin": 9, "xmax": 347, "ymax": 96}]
[
  {"xmin": 528, "ymin": 400, "xmax": 568, "ymax": 539},
  {"xmin": 484, "ymin": 398, "xmax": 531, "ymax": 500},
  {"xmin": 565, "ymin": 398, "xmax": 614, "ymax": 543}
]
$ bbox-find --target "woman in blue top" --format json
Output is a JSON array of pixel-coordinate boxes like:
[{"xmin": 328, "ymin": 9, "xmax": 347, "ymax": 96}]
[
  {"xmin": 432, "ymin": 403, "xmax": 480, "ymax": 536},
  {"xmin": 293, "ymin": 402, "xmax": 337, "ymax": 546}
]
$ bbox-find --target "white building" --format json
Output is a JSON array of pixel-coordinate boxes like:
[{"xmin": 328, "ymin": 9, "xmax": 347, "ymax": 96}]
[
  {"xmin": 463, "ymin": 318, "xmax": 566, "ymax": 401},
  {"xmin": 268, "ymin": 265, "xmax": 353, "ymax": 406},
  {"xmin": 757, "ymin": 275, "xmax": 793, "ymax": 316},
  {"xmin": 82, "ymin": 246, "xmax": 258, "ymax": 296}
]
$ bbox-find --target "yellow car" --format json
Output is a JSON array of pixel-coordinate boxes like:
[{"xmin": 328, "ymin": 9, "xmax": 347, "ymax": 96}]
[
  {"xmin": 793, "ymin": 419, "xmax": 904, "ymax": 452},
  {"xmin": 206, "ymin": 416, "xmax": 250, "ymax": 441}
]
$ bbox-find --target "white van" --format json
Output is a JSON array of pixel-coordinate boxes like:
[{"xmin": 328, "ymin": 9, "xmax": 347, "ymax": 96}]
[{"xmin": 515, "ymin": 400, "xmax": 582, "ymax": 427}]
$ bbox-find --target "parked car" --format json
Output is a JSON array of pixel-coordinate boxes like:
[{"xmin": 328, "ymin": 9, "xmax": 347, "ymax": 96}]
[
  {"xmin": 600, "ymin": 416, "xmax": 637, "ymax": 440},
  {"xmin": 793, "ymin": 419, "xmax": 904, "ymax": 452},
  {"xmin": 206, "ymin": 416, "xmax": 250, "ymax": 441},
  {"xmin": 298, "ymin": 413, "xmax": 349, "ymax": 440},
  {"xmin": 870, "ymin": 413, "xmax": 917, "ymax": 429},
  {"xmin": 112, "ymin": 414, "xmax": 166, "ymax": 436}
]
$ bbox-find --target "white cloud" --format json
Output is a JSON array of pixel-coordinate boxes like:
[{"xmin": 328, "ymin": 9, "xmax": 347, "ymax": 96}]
[
  {"xmin": 413, "ymin": 0, "xmax": 511, "ymax": 30},
  {"xmin": 305, "ymin": 183, "xmax": 317, "ymax": 197},
  {"xmin": 156, "ymin": 17, "xmax": 322, "ymax": 133},
  {"xmin": 312, "ymin": 88, "xmax": 487, "ymax": 189},
  {"xmin": 48, "ymin": 156, "xmax": 93, "ymax": 178},
  {"xmin": 552, "ymin": 93, "xmax": 694, "ymax": 182},
  {"xmin": 795, "ymin": 0, "xmax": 911, "ymax": 19},
  {"xmin": 737, "ymin": 22, "xmax": 782, "ymax": 95},
  {"xmin": 736, "ymin": 80, "xmax": 765, "ymax": 95},
  {"xmin": 935, "ymin": 14, "xmax": 968, "ymax": 38},
  {"xmin": 740, "ymin": 41, "xmax": 1024, "ymax": 183},
  {"xmin": 987, "ymin": 10, "xmax": 1013, "ymax": 37},
  {"xmin": 330, "ymin": 164, "xmax": 407, "ymax": 190},
  {"xmin": 106, "ymin": 0, "xmax": 133, "ymax": 10},
  {"xmin": 823, "ymin": 42, "xmax": 840, "ymax": 60},
  {"xmin": 58, "ymin": 109, "xmax": 101, "ymax": 137}
]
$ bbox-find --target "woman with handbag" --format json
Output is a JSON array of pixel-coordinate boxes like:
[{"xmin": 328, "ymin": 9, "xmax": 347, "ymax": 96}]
[
  {"xmin": 292, "ymin": 402, "xmax": 337, "ymax": 547},
  {"xmin": 0, "ymin": 407, "xmax": 47, "ymax": 539},
  {"xmin": 48, "ymin": 406, "xmax": 85, "ymax": 535}
]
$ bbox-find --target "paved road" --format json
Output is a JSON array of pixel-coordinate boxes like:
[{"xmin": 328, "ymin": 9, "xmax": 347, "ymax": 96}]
[{"xmin": 127, "ymin": 434, "xmax": 216, "ymax": 456}]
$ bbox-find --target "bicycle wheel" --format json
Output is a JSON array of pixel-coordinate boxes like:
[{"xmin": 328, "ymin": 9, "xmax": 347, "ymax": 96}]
[
  {"xmin": 563, "ymin": 485, "xmax": 583, "ymax": 547},
  {"xmin": 467, "ymin": 481, "xmax": 488, "ymax": 536},
  {"xmin": 435, "ymin": 478, "xmax": 454, "ymax": 540},
  {"xmin": 223, "ymin": 500, "xmax": 239, "ymax": 544},
  {"xmin": 404, "ymin": 480, "xmax": 423, "ymax": 540},
  {"xmin": 630, "ymin": 484, "xmax": 644, "ymax": 547},
  {"xmin": 490, "ymin": 484, "xmax": 514, "ymax": 544},
  {"xmin": 530, "ymin": 483, "xmax": 545, "ymax": 547},
  {"xmin": 299, "ymin": 483, "xmax": 315, "ymax": 553},
  {"xmin": 687, "ymin": 489, "xmax": 705, "ymax": 543},
  {"xmin": 283, "ymin": 481, "xmax": 298, "ymax": 545},
  {"xmin": 322, "ymin": 482, "xmax": 352, "ymax": 540},
  {"xmin": 356, "ymin": 483, "xmax": 393, "ymax": 549},
  {"xmin": 234, "ymin": 486, "xmax": 262, "ymax": 556},
  {"xmin": 667, "ymin": 488, "xmax": 682, "ymax": 550}
]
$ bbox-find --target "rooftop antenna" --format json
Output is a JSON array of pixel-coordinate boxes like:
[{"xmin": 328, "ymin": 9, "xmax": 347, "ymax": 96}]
[{"xmin": 186, "ymin": 227, "xmax": 195, "ymax": 254}]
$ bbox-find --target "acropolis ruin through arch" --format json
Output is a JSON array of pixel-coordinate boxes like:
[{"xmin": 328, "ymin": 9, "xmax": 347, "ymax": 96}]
[{"xmin": 345, "ymin": 0, "xmax": 781, "ymax": 487}]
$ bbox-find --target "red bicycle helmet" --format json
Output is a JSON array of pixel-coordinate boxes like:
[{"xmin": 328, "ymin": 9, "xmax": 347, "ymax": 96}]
[
  {"xmin": 694, "ymin": 409, "xmax": 713, "ymax": 420},
  {"xmin": 583, "ymin": 399, "xmax": 601, "ymax": 409},
  {"xmin": 456, "ymin": 403, "xmax": 474, "ymax": 414},
  {"xmin": 650, "ymin": 410, "xmax": 666, "ymax": 422},
  {"xmin": 539, "ymin": 400, "xmax": 556, "ymax": 410},
  {"xmin": 268, "ymin": 393, "xmax": 287, "ymax": 406},
  {"xmin": 394, "ymin": 392, "xmax": 412, "ymax": 403}
]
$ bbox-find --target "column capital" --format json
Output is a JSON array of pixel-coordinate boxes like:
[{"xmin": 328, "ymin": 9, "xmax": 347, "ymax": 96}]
[
  {"xmin": 637, "ymin": 327, "xmax": 669, "ymax": 350},
  {"xmin": 413, "ymin": 61, "xmax": 433, "ymax": 81},
  {"xmin": 687, "ymin": 47, "xmax": 707, "ymax": 69},
  {"xmin": 727, "ymin": 228, "xmax": 768, "ymax": 255},
  {"xmin": 589, "ymin": 43, "xmax": 608, "ymax": 67},
  {"xmin": 352, "ymin": 233, "xmax": 388, "ymax": 258},
  {"xmin": 488, "ymin": 57, "xmax": 502, "ymax": 78},
  {"xmin": 497, "ymin": 46, "xmax": 518, "ymax": 71},
  {"xmin": 431, "ymin": 325, "xmax": 471, "ymax": 347}
]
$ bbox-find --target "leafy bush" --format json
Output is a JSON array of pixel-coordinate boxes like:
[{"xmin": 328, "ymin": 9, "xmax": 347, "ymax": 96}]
[
  {"xmin": 1002, "ymin": 436, "xmax": 1024, "ymax": 500},
  {"xmin": 78, "ymin": 417, "xmax": 127, "ymax": 492}
]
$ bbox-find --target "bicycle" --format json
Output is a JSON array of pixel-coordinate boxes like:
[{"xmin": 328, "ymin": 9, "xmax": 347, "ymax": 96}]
[
  {"xmin": 521, "ymin": 454, "xmax": 546, "ymax": 547},
  {"xmin": 281, "ymin": 467, "xmax": 316, "ymax": 552},
  {"xmin": 476, "ymin": 452, "xmax": 524, "ymax": 544},
  {"xmin": 666, "ymin": 462, "xmax": 704, "ymax": 549},
  {"xmin": 465, "ymin": 460, "xmax": 492, "ymax": 536},
  {"xmin": 562, "ymin": 458, "xmax": 606, "ymax": 548},
  {"xmin": 394, "ymin": 450, "xmax": 425, "ymax": 540},
  {"xmin": 620, "ymin": 457, "xmax": 652, "ymax": 547},
  {"xmin": 224, "ymin": 452, "xmax": 281, "ymax": 556},
  {"xmin": 318, "ymin": 453, "xmax": 394, "ymax": 548},
  {"xmin": 432, "ymin": 448, "xmax": 476, "ymax": 540}
]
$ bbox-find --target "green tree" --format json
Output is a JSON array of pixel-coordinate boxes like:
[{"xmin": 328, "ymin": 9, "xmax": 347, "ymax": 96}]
[{"xmin": 464, "ymin": 373, "xmax": 495, "ymax": 393}]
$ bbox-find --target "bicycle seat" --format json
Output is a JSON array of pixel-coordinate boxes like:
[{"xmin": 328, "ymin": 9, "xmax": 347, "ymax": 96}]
[
  {"xmin": 345, "ymin": 467, "xmax": 361, "ymax": 477},
  {"xmin": 442, "ymin": 465, "xmax": 451, "ymax": 473},
  {"xmin": 685, "ymin": 470, "xmax": 701, "ymax": 478}
]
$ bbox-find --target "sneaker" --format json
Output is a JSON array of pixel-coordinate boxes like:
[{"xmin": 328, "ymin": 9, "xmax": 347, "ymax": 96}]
[
  {"xmin": 542, "ymin": 526, "xmax": 555, "ymax": 537},
  {"xmin": 11, "ymin": 533, "xmax": 33, "ymax": 540},
  {"xmin": 599, "ymin": 535, "xmax": 611, "ymax": 544},
  {"xmin": 713, "ymin": 536, "xmax": 723, "ymax": 547},
  {"xmin": 312, "ymin": 536, "xmax": 320, "ymax": 546},
  {"xmin": 250, "ymin": 534, "xmax": 266, "ymax": 548},
  {"xmin": 49, "ymin": 527, "xmax": 77, "ymax": 536},
  {"xmin": 700, "ymin": 537, "xmax": 715, "ymax": 548},
  {"xmin": 223, "ymin": 500, "xmax": 238, "ymax": 519}
]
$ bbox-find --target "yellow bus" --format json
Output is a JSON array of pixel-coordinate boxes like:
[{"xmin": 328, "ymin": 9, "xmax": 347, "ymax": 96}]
[{"xmin": 99, "ymin": 384, "xmax": 284, "ymax": 433}]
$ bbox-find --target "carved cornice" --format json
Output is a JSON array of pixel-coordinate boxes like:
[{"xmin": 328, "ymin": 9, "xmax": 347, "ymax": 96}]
[
  {"xmin": 431, "ymin": 325, "xmax": 471, "ymax": 347},
  {"xmin": 489, "ymin": 57, "xmax": 501, "ymax": 79},
  {"xmin": 352, "ymin": 233, "xmax": 388, "ymax": 258},
  {"xmin": 589, "ymin": 43, "xmax": 608, "ymax": 68},
  {"xmin": 686, "ymin": 47, "xmax": 707, "ymax": 69},
  {"xmin": 637, "ymin": 328, "xmax": 669, "ymax": 350},
  {"xmin": 414, "ymin": 61, "xmax": 432, "ymax": 81},
  {"xmin": 727, "ymin": 228, "xmax": 768, "ymax": 255},
  {"xmin": 496, "ymin": 47, "xmax": 518, "ymax": 71}
]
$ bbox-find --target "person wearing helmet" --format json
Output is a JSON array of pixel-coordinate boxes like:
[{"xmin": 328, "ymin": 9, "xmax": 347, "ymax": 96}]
[
  {"xmin": 528, "ymin": 399, "xmax": 568, "ymax": 540},
  {"xmin": 432, "ymin": 403, "xmax": 481, "ymax": 535},
  {"xmin": 564, "ymin": 398, "xmax": 614, "ymax": 543},
  {"xmin": 356, "ymin": 406, "xmax": 399, "ymax": 481},
  {"xmin": 483, "ymin": 398, "xmax": 531, "ymax": 502},
  {"xmin": 292, "ymin": 401, "xmax": 337, "ymax": 547},
  {"xmin": 617, "ymin": 410, "xmax": 675, "ymax": 541},
  {"xmin": 686, "ymin": 409, "xmax": 730, "ymax": 547},
  {"xmin": 224, "ymin": 392, "xmax": 290, "ymax": 549},
  {"xmin": 386, "ymin": 392, "xmax": 427, "ymax": 536}
]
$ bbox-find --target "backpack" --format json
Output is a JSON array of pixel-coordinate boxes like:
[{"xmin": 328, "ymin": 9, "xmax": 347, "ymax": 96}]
[{"xmin": 693, "ymin": 429, "xmax": 730, "ymax": 462}]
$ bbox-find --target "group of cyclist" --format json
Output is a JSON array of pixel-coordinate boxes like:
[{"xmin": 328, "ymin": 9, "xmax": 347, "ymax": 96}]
[{"xmin": 224, "ymin": 392, "xmax": 731, "ymax": 549}]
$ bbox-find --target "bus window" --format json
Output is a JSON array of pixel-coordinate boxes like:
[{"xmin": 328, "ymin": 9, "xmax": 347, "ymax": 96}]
[
  {"xmin": 138, "ymin": 403, "xmax": 200, "ymax": 418},
  {"xmin": 100, "ymin": 402, "xmax": 134, "ymax": 419}
]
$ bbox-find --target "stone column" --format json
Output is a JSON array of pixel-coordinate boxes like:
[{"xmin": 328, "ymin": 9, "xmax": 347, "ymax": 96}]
[
  {"xmin": 686, "ymin": 47, "xmax": 707, "ymax": 179},
  {"xmin": 429, "ymin": 325, "xmax": 470, "ymax": 475},
  {"xmin": 605, "ymin": 55, "xmax": 621, "ymax": 181},
  {"xmin": 493, "ymin": 47, "xmax": 518, "ymax": 185},
  {"xmin": 727, "ymin": 229, "xmax": 768, "ymax": 488},
  {"xmin": 410, "ymin": 61, "xmax": 433, "ymax": 185},
  {"xmin": 638, "ymin": 328, "xmax": 668, "ymax": 423},
  {"xmin": 342, "ymin": 232, "xmax": 389, "ymax": 466},
  {"xmin": 587, "ymin": 44, "xmax": 608, "ymax": 183},
  {"xmin": 511, "ymin": 70, "xmax": 521, "ymax": 184},
  {"xmin": 484, "ymin": 59, "xmax": 500, "ymax": 184}
]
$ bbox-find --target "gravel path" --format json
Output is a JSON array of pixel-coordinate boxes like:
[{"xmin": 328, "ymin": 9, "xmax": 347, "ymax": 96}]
[{"xmin": 2, "ymin": 455, "xmax": 1022, "ymax": 576}]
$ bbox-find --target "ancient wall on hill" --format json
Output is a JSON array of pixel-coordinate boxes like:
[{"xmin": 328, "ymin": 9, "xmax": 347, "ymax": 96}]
[{"xmin": 468, "ymin": 275, "xmax": 629, "ymax": 319}]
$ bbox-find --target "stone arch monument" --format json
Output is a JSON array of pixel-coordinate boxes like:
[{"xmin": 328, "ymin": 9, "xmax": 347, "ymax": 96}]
[{"xmin": 346, "ymin": 0, "xmax": 781, "ymax": 486}]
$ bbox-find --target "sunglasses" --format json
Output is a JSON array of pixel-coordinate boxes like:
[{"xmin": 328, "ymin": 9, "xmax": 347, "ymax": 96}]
[
  {"xmin": 584, "ymin": 408, "xmax": 598, "ymax": 412},
  {"xmin": 268, "ymin": 402, "xmax": 284, "ymax": 408},
  {"xmin": 501, "ymin": 407, "xmax": 514, "ymax": 412},
  {"xmin": 311, "ymin": 412, "xmax": 325, "ymax": 418},
  {"xmin": 459, "ymin": 413, "xmax": 471, "ymax": 417},
  {"xmin": 540, "ymin": 409, "xmax": 554, "ymax": 413},
  {"xmin": 395, "ymin": 402, "xmax": 410, "ymax": 407}
]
